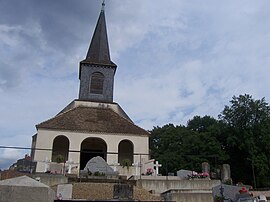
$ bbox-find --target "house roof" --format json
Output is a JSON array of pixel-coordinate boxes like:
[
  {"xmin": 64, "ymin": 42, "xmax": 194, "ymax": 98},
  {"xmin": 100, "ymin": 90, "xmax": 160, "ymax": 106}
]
[{"xmin": 36, "ymin": 107, "xmax": 149, "ymax": 136}]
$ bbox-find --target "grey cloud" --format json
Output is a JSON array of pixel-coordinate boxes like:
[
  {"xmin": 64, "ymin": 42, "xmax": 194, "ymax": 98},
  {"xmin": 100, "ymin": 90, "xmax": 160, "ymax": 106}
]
[
  {"xmin": 0, "ymin": 0, "xmax": 105, "ymax": 90},
  {"xmin": 0, "ymin": 0, "xmax": 100, "ymax": 55},
  {"xmin": 0, "ymin": 61, "xmax": 21, "ymax": 90}
]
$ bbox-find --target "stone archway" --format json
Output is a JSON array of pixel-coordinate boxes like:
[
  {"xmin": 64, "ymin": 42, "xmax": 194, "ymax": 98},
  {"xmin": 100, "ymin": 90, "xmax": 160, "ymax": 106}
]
[
  {"xmin": 80, "ymin": 137, "xmax": 107, "ymax": 170},
  {"xmin": 118, "ymin": 140, "xmax": 134, "ymax": 164},
  {"xmin": 52, "ymin": 136, "xmax": 69, "ymax": 162}
]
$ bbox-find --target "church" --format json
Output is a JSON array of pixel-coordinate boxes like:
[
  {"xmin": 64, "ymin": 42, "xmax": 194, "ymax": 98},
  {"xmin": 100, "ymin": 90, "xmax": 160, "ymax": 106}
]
[{"xmin": 31, "ymin": 2, "xmax": 149, "ymax": 175}]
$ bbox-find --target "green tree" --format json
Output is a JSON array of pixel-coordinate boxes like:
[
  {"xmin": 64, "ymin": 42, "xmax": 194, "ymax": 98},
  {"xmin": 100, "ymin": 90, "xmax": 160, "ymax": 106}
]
[
  {"xmin": 150, "ymin": 124, "xmax": 187, "ymax": 174},
  {"xmin": 187, "ymin": 115, "xmax": 219, "ymax": 133},
  {"xmin": 219, "ymin": 94, "xmax": 270, "ymax": 187},
  {"xmin": 186, "ymin": 115, "xmax": 228, "ymax": 169},
  {"xmin": 150, "ymin": 119, "xmax": 227, "ymax": 175}
]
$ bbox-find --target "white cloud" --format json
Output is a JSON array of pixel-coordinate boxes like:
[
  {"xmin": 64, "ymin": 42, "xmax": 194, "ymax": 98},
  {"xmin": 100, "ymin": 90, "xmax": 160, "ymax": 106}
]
[{"xmin": 0, "ymin": 148, "xmax": 26, "ymax": 169}]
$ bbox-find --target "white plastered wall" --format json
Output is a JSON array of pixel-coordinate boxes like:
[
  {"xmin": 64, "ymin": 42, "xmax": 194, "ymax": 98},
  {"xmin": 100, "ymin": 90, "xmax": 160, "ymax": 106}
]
[{"xmin": 33, "ymin": 129, "xmax": 149, "ymax": 173}]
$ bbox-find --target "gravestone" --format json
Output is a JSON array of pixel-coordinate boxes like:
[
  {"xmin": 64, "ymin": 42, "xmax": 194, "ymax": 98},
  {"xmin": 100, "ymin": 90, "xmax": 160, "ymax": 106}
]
[
  {"xmin": 142, "ymin": 159, "xmax": 155, "ymax": 175},
  {"xmin": 132, "ymin": 162, "xmax": 140, "ymax": 176},
  {"xmin": 84, "ymin": 156, "xmax": 117, "ymax": 175},
  {"xmin": 212, "ymin": 184, "xmax": 249, "ymax": 202},
  {"xmin": 202, "ymin": 162, "xmax": 210, "ymax": 174},
  {"xmin": 57, "ymin": 184, "xmax": 72, "ymax": 200},
  {"xmin": 210, "ymin": 168, "xmax": 221, "ymax": 179},
  {"xmin": 177, "ymin": 169, "xmax": 193, "ymax": 180},
  {"xmin": 221, "ymin": 164, "xmax": 231, "ymax": 182},
  {"xmin": 50, "ymin": 163, "xmax": 63, "ymax": 174},
  {"xmin": 113, "ymin": 184, "xmax": 133, "ymax": 200}
]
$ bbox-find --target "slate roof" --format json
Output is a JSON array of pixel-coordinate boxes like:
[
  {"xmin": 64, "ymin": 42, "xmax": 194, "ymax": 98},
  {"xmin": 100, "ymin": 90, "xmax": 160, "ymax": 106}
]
[
  {"xmin": 36, "ymin": 107, "xmax": 149, "ymax": 136},
  {"xmin": 81, "ymin": 7, "xmax": 116, "ymax": 67}
]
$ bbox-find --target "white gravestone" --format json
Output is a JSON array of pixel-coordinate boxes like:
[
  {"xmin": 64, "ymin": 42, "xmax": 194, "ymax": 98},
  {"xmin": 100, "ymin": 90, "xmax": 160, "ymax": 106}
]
[
  {"xmin": 57, "ymin": 184, "xmax": 73, "ymax": 200},
  {"xmin": 132, "ymin": 162, "xmax": 140, "ymax": 176},
  {"xmin": 112, "ymin": 161, "xmax": 120, "ymax": 172},
  {"xmin": 142, "ymin": 159, "xmax": 155, "ymax": 175}
]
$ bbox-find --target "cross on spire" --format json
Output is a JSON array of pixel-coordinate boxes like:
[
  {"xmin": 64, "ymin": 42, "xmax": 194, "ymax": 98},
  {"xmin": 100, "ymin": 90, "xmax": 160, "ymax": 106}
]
[{"xmin": 101, "ymin": 0, "xmax": 105, "ymax": 11}]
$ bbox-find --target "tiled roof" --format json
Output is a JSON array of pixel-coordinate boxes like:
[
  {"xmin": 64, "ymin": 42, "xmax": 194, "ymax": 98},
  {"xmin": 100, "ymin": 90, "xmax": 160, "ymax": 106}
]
[{"xmin": 36, "ymin": 107, "xmax": 149, "ymax": 136}]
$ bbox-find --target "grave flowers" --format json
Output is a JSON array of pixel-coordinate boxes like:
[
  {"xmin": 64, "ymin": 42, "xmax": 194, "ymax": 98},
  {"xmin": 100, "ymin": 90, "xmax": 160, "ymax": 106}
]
[
  {"xmin": 121, "ymin": 159, "xmax": 132, "ymax": 170},
  {"xmin": 188, "ymin": 172, "xmax": 209, "ymax": 179},
  {"xmin": 146, "ymin": 168, "xmax": 154, "ymax": 175}
]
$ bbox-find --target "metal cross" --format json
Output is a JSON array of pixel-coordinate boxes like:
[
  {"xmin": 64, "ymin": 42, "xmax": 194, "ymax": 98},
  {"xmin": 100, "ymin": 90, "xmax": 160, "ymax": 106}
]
[{"xmin": 101, "ymin": 0, "xmax": 105, "ymax": 10}]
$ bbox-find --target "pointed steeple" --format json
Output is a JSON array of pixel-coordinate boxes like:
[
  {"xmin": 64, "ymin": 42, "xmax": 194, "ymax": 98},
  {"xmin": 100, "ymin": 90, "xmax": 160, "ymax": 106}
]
[
  {"xmin": 81, "ymin": 2, "xmax": 116, "ymax": 67},
  {"xmin": 78, "ymin": 2, "xmax": 117, "ymax": 102}
]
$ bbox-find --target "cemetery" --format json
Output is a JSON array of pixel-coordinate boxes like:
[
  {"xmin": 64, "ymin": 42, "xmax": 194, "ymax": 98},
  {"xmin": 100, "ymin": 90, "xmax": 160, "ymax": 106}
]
[
  {"xmin": 1, "ymin": 1, "xmax": 270, "ymax": 202},
  {"xmin": 2, "ymin": 155, "xmax": 268, "ymax": 202}
]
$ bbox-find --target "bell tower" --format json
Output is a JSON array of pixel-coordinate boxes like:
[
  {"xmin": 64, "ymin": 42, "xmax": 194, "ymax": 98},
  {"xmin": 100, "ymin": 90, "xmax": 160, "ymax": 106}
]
[{"xmin": 79, "ymin": 2, "xmax": 117, "ymax": 102}]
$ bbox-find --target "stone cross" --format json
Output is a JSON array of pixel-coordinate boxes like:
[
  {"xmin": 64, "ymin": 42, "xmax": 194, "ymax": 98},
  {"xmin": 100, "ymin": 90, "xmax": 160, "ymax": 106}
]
[
  {"xmin": 66, "ymin": 158, "xmax": 74, "ymax": 174},
  {"xmin": 153, "ymin": 161, "xmax": 162, "ymax": 176},
  {"xmin": 113, "ymin": 161, "xmax": 120, "ymax": 172},
  {"xmin": 132, "ymin": 162, "xmax": 140, "ymax": 176},
  {"xmin": 44, "ymin": 156, "xmax": 49, "ymax": 172}
]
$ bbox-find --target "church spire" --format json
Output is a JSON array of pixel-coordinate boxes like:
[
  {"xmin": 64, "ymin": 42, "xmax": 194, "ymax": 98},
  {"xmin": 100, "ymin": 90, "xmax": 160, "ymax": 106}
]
[
  {"xmin": 82, "ymin": 1, "xmax": 116, "ymax": 67},
  {"xmin": 79, "ymin": 2, "xmax": 117, "ymax": 102}
]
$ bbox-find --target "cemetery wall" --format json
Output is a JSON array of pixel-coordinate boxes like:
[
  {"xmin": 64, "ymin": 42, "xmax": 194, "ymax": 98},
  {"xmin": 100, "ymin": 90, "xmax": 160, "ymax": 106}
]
[
  {"xmin": 72, "ymin": 183, "xmax": 161, "ymax": 201},
  {"xmin": 162, "ymin": 189, "xmax": 213, "ymax": 202},
  {"xmin": 32, "ymin": 173, "xmax": 68, "ymax": 186},
  {"xmin": 137, "ymin": 178, "xmax": 220, "ymax": 194}
]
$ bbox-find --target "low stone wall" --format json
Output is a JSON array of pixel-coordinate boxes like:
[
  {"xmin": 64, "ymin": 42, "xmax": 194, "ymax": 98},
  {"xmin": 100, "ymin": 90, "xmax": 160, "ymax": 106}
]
[
  {"xmin": 137, "ymin": 177, "xmax": 220, "ymax": 194},
  {"xmin": 162, "ymin": 189, "xmax": 213, "ymax": 202},
  {"xmin": 72, "ymin": 183, "xmax": 161, "ymax": 201},
  {"xmin": 32, "ymin": 173, "xmax": 68, "ymax": 186}
]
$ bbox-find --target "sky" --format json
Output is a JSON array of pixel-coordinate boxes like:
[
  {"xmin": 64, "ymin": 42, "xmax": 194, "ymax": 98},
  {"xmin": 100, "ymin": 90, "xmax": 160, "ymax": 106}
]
[{"xmin": 0, "ymin": 0, "xmax": 270, "ymax": 169}]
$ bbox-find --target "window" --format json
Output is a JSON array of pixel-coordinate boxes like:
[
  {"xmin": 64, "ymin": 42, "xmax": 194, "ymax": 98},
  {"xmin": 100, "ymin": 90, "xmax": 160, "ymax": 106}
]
[
  {"xmin": 52, "ymin": 136, "xmax": 69, "ymax": 163},
  {"xmin": 90, "ymin": 72, "xmax": 104, "ymax": 94},
  {"xmin": 118, "ymin": 140, "xmax": 134, "ymax": 164}
]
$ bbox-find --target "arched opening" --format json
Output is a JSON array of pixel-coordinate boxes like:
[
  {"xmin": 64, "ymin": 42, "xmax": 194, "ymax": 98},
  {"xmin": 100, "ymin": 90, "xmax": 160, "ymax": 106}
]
[
  {"xmin": 52, "ymin": 136, "xmax": 69, "ymax": 163},
  {"xmin": 90, "ymin": 72, "xmax": 104, "ymax": 94},
  {"xmin": 118, "ymin": 140, "xmax": 134, "ymax": 165},
  {"xmin": 80, "ymin": 137, "xmax": 107, "ymax": 170}
]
